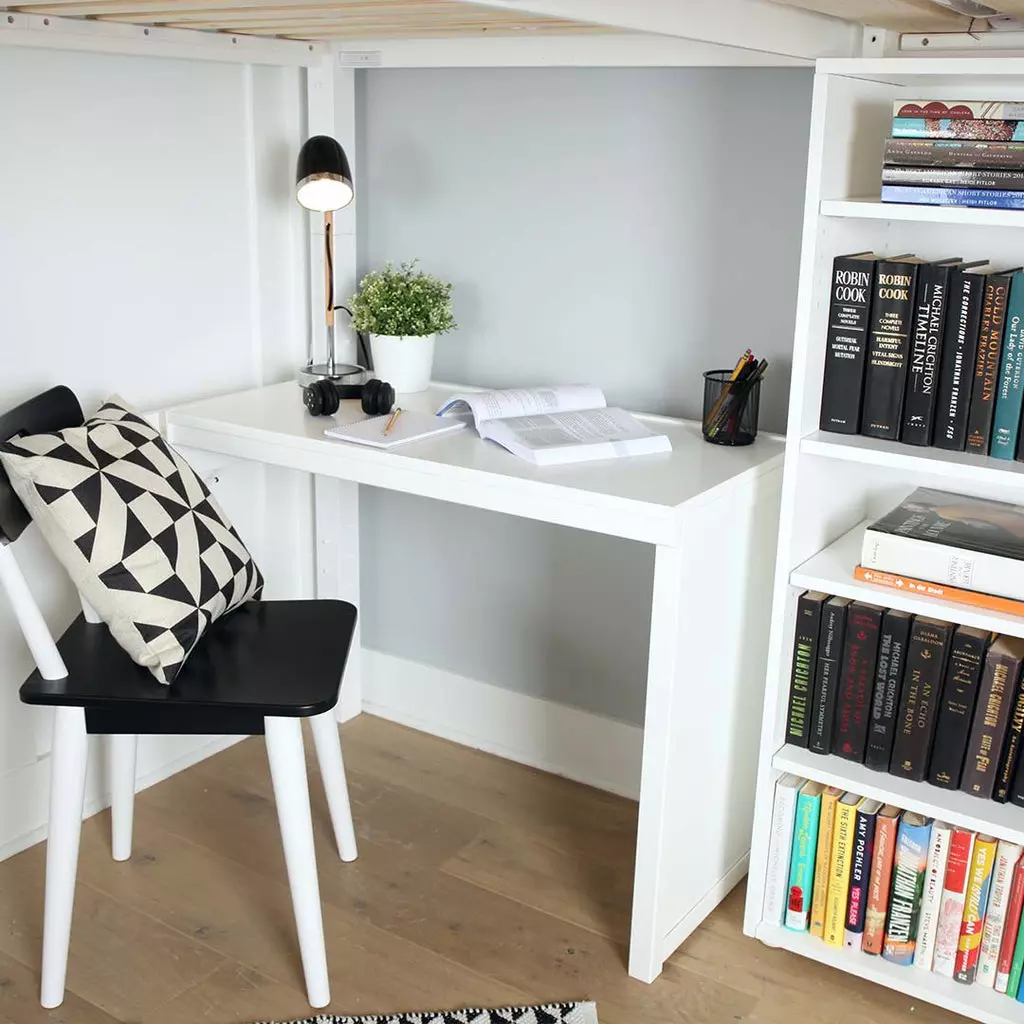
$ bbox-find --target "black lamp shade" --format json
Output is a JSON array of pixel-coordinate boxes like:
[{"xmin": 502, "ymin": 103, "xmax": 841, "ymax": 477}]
[{"xmin": 296, "ymin": 135, "xmax": 354, "ymax": 212}]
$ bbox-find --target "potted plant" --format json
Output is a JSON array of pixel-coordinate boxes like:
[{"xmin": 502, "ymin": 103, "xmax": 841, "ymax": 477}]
[{"xmin": 349, "ymin": 260, "xmax": 456, "ymax": 393}]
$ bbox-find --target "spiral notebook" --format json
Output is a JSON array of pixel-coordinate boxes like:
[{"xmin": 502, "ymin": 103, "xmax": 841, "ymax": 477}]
[{"xmin": 324, "ymin": 409, "xmax": 466, "ymax": 449}]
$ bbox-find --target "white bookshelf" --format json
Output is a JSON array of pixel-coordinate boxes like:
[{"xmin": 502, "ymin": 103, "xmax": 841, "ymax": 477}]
[{"xmin": 744, "ymin": 57, "xmax": 1024, "ymax": 1024}]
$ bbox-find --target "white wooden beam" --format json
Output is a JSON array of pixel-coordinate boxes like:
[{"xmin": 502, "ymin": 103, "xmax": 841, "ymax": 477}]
[
  {"xmin": 456, "ymin": 0, "xmax": 859, "ymax": 59},
  {"xmin": 335, "ymin": 31, "xmax": 811, "ymax": 67},
  {"xmin": 0, "ymin": 8, "xmax": 324, "ymax": 62}
]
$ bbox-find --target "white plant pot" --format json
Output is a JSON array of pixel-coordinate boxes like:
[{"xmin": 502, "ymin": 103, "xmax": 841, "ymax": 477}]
[{"xmin": 369, "ymin": 333, "xmax": 436, "ymax": 393}]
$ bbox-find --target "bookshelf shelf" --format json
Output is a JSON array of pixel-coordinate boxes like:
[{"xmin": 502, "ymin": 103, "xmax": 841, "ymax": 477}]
[
  {"xmin": 773, "ymin": 745, "xmax": 1024, "ymax": 849},
  {"xmin": 789, "ymin": 521, "xmax": 1024, "ymax": 640},
  {"xmin": 755, "ymin": 924, "xmax": 1021, "ymax": 1024},
  {"xmin": 800, "ymin": 430, "xmax": 1024, "ymax": 487},
  {"xmin": 820, "ymin": 197, "xmax": 1024, "ymax": 228}
]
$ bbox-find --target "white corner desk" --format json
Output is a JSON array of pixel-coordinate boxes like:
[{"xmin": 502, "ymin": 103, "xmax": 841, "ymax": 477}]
[{"xmin": 164, "ymin": 380, "xmax": 784, "ymax": 983}]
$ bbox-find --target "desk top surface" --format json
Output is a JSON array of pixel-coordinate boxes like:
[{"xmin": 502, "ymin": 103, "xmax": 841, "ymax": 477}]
[{"xmin": 165, "ymin": 382, "xmax": 784, "ymax": 543}]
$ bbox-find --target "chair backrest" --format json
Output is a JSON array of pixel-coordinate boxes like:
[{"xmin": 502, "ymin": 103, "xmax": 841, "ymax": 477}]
[
  {"xmin": 0, "ymin": 386, "xmax": 83, "ymax": 680},
  {"xmin": 0, "ymin": 386, "xmax": 84, "ymax": 543}
]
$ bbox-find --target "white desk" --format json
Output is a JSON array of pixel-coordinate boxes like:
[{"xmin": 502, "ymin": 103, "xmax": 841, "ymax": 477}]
[{"xmin": 165, "ymin": 380, "xmax": 784, "ymax": 983}]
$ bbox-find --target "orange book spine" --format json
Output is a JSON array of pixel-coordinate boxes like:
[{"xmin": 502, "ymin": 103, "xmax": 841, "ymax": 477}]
[
  {"xmin": 854, "ymin": 566, "xmax": 1024, "ymax": 617},
  {"xmin": 810, "ymin": 787, "xmax": 844, "ymax": 938},
  {"xmin": 863, "ymin": 807, "xmax": 900, "ymax": 955}
]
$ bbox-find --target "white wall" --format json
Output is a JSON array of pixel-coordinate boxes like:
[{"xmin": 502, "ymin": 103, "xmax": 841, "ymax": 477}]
[
  {"xmin": 0, "ymin": 46, "xmax": 308, "ymax": 858},
  {"xmin": 354, "ymin": 67, "xmax": 812, "ymax": 725}
]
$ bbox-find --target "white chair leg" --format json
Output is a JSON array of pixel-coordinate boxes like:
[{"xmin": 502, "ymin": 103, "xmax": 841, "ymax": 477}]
[
  {"xmin": 265, "ymin": 716, "xmax": 330, "ymax": 1009},
  {"xmin": 41, "ymin": 706, "xmax": 88, "ymax": 1009},
  {"xmin": 108, "ymin": 733, "xmax": 137, "ymax": 862},
  {"xmin": 309, "ymin": 711, "xmax": 358, "ymax": 863}
]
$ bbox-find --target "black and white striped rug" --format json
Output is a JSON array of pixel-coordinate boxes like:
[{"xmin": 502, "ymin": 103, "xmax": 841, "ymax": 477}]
[{"xmin": 259, "ymin": 1003, "xmax": 598, "ymax": 1024}]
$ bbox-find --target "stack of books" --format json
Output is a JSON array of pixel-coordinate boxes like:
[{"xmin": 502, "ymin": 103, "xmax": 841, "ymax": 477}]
[
  {"xmin": 766, "ymin": 777, "xmax": 1024, "ymax": 997},
  {"xmin": 819, "ymin": 251, "xmax": 1024, "ymax": 458},
  {"xmin": 882, "ymin": 100, "xmax": 1024, "ymax": 211},
  {"xmin": 786, "ymin": 507, "xmax": 1024, "ymax": 803}
]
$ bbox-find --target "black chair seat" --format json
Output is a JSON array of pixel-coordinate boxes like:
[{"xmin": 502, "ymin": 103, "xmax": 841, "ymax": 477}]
[{"xmin": 20, "ymin": 600, "xmax": 357, "ymax": 735}]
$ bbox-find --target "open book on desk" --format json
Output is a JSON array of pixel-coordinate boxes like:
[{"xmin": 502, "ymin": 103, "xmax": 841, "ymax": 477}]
[{"xmin": 436, "ymin": 385, "xmax": 672, "ymax": 466}]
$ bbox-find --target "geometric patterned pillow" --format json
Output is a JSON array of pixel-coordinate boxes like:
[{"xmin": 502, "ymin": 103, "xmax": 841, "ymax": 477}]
[{"xmin": 0, "ymin": 396, "xmax": 263, "ymax": 684}]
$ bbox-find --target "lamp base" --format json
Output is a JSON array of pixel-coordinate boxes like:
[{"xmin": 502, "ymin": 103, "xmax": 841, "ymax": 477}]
[{"xmin": 296, "ymin": 362, "xmax": 364, "ymax": 388}]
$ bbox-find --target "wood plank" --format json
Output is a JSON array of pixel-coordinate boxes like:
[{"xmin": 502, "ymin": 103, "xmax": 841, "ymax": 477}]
[{"xmin": 767, "ymin": 0, "xmax": 969, "ymax": 32}]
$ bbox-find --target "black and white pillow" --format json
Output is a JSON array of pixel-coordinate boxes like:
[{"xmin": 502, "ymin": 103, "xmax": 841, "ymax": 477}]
[{"xmin": 0, "ymin": 396, "xmax": 263, "ymax": 683}]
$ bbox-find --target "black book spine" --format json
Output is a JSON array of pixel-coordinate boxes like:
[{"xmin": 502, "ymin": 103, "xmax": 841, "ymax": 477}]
[
  {"xmin": 966, "ymin": 273, "xmax": 1013, "ymax": 454},
  {"xmin": 934, "ymin": 271, "xmax": 987, "ymax": 451},
  {"xmin": 963, "ymin": 648, "xmax": 1021, "ymax": 800},
  {"xmin": 884, "ymin": 137, "xmax": 1024, "ymax": 169},
  {"xmin": 819, "ymin": 257, "xmax": 876, "ymax": 434},
  {"xmin": 834, "ymin": 603, "xmax": 883, "ymax": 763},
  {"xmin": 785, "ymin": 592, "xmax": 826, "ymax": 748},
  {"xmin": 890, "ymin": 619, "xmax": 952, "ymax": 781},
  {"xmin": 809, "ymin": 598, "xmax": 851, "ymax": 755},
  {"xmin": 865, "ymin": 610, "xmax": 912, "ymax": 771},
  {"xmin": 902, "ymin": 265, "xmax": 952, "ymax": 446},
  {"xmin": 995, "ymin": 670, "xmax": 1024, "ymax": 802},
  {"xmin": 927, "ymin": 626, "xmax": 988, "ymax": 790},
  {"xmin": 860, "ymin": 262, "xmax": 920, "ymax": 440}
]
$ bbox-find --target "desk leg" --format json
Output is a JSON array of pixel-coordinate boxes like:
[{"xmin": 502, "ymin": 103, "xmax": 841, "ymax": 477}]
[
  {"xmin": 629, "ymin": 543, "xmax": 684, "ymax": 983},
  {"xmin": 314, "ymin": 475, "xmax": 361, "ymax": 722},
  {"xmin": 628, "ymin": 475, "xmax": 781, "ymax": 983}
]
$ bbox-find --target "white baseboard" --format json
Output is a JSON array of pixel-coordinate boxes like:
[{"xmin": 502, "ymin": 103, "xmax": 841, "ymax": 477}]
[
  {"xmin": 0, "ymin": 733, "xmax": 241, "ymax": 863},
  {"xmin": 362, "ymin": 648, "xmax": 643, "ymax": 800}
]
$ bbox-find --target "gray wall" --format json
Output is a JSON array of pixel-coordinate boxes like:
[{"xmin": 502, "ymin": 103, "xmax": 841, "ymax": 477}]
[{"xmin": 355, "ymin": 67, "xmax": 812, "ymax": 726}]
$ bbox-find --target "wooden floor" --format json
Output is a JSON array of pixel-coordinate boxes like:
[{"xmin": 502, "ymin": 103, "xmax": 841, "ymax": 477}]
[{"xmin": 0, "ymin": 714, "xmax": 965, "ymax": 1024}]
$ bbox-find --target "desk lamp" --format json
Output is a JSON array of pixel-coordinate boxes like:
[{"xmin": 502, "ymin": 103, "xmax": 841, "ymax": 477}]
[{"xmin": 296, "ymin": 134, "xmax": 357, "ymax": 383}]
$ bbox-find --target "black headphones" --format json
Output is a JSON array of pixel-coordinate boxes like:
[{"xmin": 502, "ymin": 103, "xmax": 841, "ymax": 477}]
[{"xmin": 303, "ymin": 378, "xmax": 395, "ymax": 417}]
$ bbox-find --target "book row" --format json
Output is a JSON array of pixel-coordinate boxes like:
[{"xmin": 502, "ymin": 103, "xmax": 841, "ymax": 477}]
[
  {"xmin": 765, "ymin": 777, "xmax": 1024, "ymax": 996},
  {"xmin": 885, "ymin": 99, "xmax": 1024, "ymax": 210},
  {"xmin": 819, "ymin": 252, "xmax": 1024, "ymax": 459},
  {"xmin": 785, "ymin": 592, "xmax": 1024, "ymax": 803}
]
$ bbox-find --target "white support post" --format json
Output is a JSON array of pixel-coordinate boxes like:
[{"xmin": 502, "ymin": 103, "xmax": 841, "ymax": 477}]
[
  {"xmin": 314, "ymin": 475, "xmax": 361, "ymax": 721},
  {"xmin": 108, "ymin": 734, "xmax": 138, "ymax": 862},
  {"xmin": 309, "ymin": 710, "xmax": 359, "ymax": 862},
  {"xmin": 0, "ymin": 543, "xmax": 68, "ymax": 680}
]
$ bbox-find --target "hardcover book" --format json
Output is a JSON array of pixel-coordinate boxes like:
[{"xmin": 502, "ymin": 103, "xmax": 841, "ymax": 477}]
[
  {"xmin": 891, "ymin": 119, "xmax": 1024, "ymax": 141},
  {"xmin": 893, "ymin": 100, "xmax": 1024, "ymax": 121},
  {"xmin": 786, "ymin": 591, "xmax": 828, "ymax": 748},
  {"xmin": 902, "ymin": 262, "xmax": 956, "ymax": 446},
  {"xmin": 962, "ymin": 635, "xmax": 1024, "ymax": 800},
  {"xmin": 824, "ymin": 793, "xmax": 863, "ymax": 947},
  {"xmin": 819, "ymin": 253, "xmax": 878, "ymax": 434},
  {"xmin": 834, "ymin": 602, "xmax": 884, "ymax": 762},
  {"xmin": 991, "ymin": 271, "xmax": 1024, "ymax": 460},
  {"xmin": 889, "ymin": 616, "xmax": 953, "ymax": 782},
  {"xmin": 862, "ymin": 805, "xmax": 901, "ymax": 955},
  {"xmin": 861, "ymin": 487, "xmax": 1024, "ymax": 603},
  {"xmin": 882, "ymin": 812, "xmax": 932, "ymax": 965},
  {"xmin": 933, "ymin": 827, "xmax": 976, "ymax": 978},
  {"xmin": 884, "ymin": 137, "xmax": 1024, "ymax": 169},
  {"xmin": 845, "ymin": 798, "xmax": 882, "ymax": 948},
  {"xmin": 955, "ymin": 835, "xmax": 998, "ymax": 984},
  {"xmin": 855, "ymin": 565, "xmax": 1024, "ymax": 617},
  {"xmin": 809, "ymin": 597, "xmax": 853, "ymax": 754},
  {"xmin": 995, "ymin": 663, "xmax": 1024, "ymax": 802},
  {"xmin": 763, "ymin": 773, "xmax": 803, "ymax": 927},
  {"xmin": 928, "ymin": 625, "xmax": 990, "ymax": 790},
  {"xmin": 882, "ymin": 166, "xmax": 1024, "ymax": 190},
  {"xmin": 809, "ymin": 786, "xmax": 844, "ymax": 938},
  {"xmin": 786, "ymin": 780, "xmax": 824, "ymax": 932},
  {"xmin": 935, "ymin": 266, "xmax": 994, "ymax": 451},
  {"xmin": 1009, "ymin": 894, "xmax": 1024, "ymax": 997},
  {"xmin": 978, "ymin": 840, "xmax": 1023, "ymax": 988},
  {"xmin": 865, "ymin": 609, "xmax": 912, "ymax": 772},
  {"xmin": 860, "ymin": 257, "xmax": 922, "ymax": 440},
  {"xmin": 966, "ymin": 269, "xmax": 1016, "ymax": 454},
  {"xmin": 913, "ymin": 820, "xmax": 951, "ymax": 972},
  {"xmin": 882, "ymin": 184, "xmax": 1024, "ymax": 209},
  {"xmin": 997, "ymin": 857, "xmax": 1024, "ymax": 992}
]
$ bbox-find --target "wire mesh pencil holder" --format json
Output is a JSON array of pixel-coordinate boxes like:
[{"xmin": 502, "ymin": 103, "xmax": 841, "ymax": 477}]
[{"xmin": 702, "ymin": 369, "xmax": 761, "ymax": 446}]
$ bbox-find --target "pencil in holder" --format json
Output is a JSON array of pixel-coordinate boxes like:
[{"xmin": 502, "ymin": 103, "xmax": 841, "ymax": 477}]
[{"xmin": 702, "ymin": 369, "xmax": 761, "ymax": 446}]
